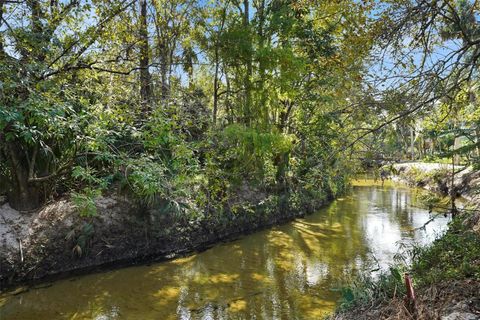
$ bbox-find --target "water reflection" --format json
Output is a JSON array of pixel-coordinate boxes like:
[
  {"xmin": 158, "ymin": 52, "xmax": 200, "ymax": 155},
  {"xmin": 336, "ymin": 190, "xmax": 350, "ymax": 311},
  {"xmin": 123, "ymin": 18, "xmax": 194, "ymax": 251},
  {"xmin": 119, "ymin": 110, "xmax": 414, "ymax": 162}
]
[{"xmin": 0, "ymin": 184, "xmax": 449, "ymax": 319}]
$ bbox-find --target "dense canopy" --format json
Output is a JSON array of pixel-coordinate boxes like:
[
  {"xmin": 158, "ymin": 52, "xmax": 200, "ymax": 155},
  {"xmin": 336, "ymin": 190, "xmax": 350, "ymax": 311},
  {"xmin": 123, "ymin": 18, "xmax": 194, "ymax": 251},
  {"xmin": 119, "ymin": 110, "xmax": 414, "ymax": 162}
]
[{"xmin": 0, "ymin": 0, "xmax": 479, "ymax": 215}]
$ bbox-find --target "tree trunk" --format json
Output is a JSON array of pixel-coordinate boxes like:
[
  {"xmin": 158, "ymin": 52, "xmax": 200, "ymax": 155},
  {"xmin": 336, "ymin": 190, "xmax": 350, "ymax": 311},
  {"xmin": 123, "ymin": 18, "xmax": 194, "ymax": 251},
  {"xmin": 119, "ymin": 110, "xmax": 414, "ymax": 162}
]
[
  {"xmin": 0, "ymin": 0, "xmax": 4, "ymax": 55},
  {"xmin": 139, "ymin": 0, "xmax": 152, "ymax": 114},
  {"xmin": 5, "ymin": 142, "xmax": 41, "ymax": 211},
  {"xmin": 451, "ymin": 150, "xmax": 458, "ymax": 218},
  {"xmin": 257, "ymin": 0, "xmax": 268, "ymax": 127},
  {"xmin": 213, "ymin": 48, "xmax": 220, "ymax": 126},
  {"xmin": 275, "ymin": 152, "xmax": 289, "ymax": 191},
  {"xmin": 475, "ymin": 127, "xmax": 480, "ymax": 158},
  {"xmin": 212, "ymin": 7, "xmax": 227, "ymax": 126},
  {"xmin": 278, "ymin": 100, "xmax": 294, "ymax": 133},
  {"xmin": 410, "ymin": 125, "xmax": 415, "ymax": 160},
  {"xmin": 243, "ymin": 0, "xmax": 252, "ymax": 126}
]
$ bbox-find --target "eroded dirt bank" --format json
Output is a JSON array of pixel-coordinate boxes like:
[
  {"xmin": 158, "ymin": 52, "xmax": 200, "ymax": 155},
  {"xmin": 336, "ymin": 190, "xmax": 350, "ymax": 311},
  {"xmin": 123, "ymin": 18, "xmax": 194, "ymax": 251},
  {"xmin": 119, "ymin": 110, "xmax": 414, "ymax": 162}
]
[
  {"xmin": 391, "ymin": 162, "xmax": 480, "ymax": 204},
  {"xmin": 0, "ymin": 191, "xmax": 321, "ymax": 291}
]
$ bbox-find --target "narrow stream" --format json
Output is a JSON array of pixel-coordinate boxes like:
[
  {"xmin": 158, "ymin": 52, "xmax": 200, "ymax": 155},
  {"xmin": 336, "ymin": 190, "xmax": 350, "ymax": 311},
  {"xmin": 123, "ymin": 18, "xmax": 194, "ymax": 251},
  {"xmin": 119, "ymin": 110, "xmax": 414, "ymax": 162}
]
[{"xmin": 0, "ymin": 181, "xmax": 449, "ymax": 319}]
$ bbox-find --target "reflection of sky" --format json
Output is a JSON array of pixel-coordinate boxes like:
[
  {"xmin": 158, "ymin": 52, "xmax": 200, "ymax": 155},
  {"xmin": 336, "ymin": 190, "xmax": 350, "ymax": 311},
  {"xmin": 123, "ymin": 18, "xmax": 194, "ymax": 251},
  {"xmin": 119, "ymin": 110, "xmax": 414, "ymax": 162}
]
[
  {"xmin": 361, "ymin": 186, "xmax": 449, "ymax": 271},
  {"xmin": 0, "ymin": 184, "xmax": 450, "ymax": 320}
]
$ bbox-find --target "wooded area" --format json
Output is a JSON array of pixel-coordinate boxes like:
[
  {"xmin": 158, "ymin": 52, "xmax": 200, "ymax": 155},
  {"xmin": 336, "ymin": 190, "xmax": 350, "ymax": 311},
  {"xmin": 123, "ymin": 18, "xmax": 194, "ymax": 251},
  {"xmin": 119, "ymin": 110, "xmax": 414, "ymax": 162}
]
[
  {"xmin": 0, "ymin": 0, "xmax": 371, "ymax": 212},
  {"xmin": 1, "ymin": 1, "xmax": 480, "ymax": 319},
  {"xmin": 2, "ymin": 0, "xmax": 480, "ymax": 214}
]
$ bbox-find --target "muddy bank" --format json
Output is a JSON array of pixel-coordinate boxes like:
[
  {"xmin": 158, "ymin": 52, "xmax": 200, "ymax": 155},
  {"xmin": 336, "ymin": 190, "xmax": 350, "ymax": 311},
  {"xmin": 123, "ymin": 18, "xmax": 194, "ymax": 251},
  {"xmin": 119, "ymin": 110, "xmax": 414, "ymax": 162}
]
[{"xmin": 0, "ymin": 190, "xmax": 324, "ymax": 291}]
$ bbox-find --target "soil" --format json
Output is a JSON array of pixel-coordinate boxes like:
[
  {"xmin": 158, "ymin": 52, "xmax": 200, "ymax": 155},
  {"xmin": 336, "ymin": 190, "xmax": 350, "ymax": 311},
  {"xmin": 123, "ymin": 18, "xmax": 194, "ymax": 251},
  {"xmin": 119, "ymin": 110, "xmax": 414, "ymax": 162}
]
[
  {"xmin": 0, "ymin": 190, "xmax": 317, "ymax": 292},
  {"xmin": 390, "ymin": 162, "xmax": 480, "ymax": 232},
  {"xmin": 390, "ymin": 162, "xmax": 480, "ymax": 203}
]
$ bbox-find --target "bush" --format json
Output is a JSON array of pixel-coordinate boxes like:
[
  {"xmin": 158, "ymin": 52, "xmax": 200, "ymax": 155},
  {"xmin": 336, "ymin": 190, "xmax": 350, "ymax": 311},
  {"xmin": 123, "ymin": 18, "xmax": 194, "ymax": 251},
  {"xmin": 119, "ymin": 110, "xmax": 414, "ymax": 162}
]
[{"xmin": 411, "ymin": 217, "xmax": 480, "ymax": 284}]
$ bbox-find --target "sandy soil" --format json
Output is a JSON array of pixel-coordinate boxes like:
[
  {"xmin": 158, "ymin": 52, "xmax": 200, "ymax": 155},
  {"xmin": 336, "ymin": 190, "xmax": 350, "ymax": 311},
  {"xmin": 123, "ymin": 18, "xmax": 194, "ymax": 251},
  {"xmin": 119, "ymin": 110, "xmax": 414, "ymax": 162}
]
[{"xmin": 0, "ymin": 204, "xmax": 32, "ymax": 253}]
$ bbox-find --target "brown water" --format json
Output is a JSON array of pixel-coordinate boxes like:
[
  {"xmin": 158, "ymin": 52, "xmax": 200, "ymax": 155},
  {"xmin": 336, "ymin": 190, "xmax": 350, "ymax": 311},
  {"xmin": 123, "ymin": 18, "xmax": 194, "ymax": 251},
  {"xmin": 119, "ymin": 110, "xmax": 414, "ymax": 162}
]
[{"xmin": 0, "ymin": 182, "xmax": 449, "ymax": 320}]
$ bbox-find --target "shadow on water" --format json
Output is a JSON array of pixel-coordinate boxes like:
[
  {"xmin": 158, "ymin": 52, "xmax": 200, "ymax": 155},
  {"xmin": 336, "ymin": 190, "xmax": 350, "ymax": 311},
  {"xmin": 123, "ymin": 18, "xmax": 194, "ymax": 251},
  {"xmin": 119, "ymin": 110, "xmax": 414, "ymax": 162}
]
[{"xmin": 0, "ymin": 182, "xmax": 449, "ymax": 319}]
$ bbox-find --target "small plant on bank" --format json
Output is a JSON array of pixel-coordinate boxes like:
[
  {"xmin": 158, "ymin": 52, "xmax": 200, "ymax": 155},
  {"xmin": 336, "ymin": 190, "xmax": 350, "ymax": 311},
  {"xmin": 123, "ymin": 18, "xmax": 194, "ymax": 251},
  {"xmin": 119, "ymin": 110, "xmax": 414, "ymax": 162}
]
[
  {"xmin": 72, "ymin": 188, "xmax": 101, "ymax": 217},
  {"xmin": 335, "ymin": 266, "xmax": 407, "ymax": 313},
  {"xmin": 66, "ymin": 222, "xmax": 95, "ymax": 257}
]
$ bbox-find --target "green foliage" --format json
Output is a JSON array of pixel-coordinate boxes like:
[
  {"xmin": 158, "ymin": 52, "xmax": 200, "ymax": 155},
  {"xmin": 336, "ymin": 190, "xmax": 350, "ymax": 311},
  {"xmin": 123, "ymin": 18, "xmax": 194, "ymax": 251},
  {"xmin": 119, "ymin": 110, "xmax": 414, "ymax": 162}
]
[
  {"xmin": 0, "ymin": 0, "xmax": 370, "ymax": 216},
  {"xmin": 336, "ymin": 267, "xmax": 406, "ymax": 312},
  {"xmin": 214, "ymin": 124, "xmax": 295, "ymax": 184},
  {"xmin": 123, "ymin": 157, "xmax": 169, "ymax": 206},
  {"xmin": 413, "ymin": 191, "xmax": 444, "ymax": 210},
  {"xmin": 69, "ymin": 222, "xmax": 95, "ymax": 258},
  {"xmin": 121, "ymin": 157, "xmax": 193, "ymax": 217},
  {"xmin": 72, "ymin": 188, "xmax": 101, "ymax": 217},
  {"xmin": 411, "ymin": 218, "xmax": 480, "ymax": 284},
  {"xmin": 72, "ymin": 166, "xmax": 110, "ymax": 190}
]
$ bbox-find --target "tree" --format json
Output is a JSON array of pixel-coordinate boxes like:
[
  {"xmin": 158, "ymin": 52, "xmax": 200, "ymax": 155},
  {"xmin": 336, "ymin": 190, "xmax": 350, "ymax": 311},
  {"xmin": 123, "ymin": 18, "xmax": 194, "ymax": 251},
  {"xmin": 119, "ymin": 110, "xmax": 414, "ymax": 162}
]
[{"xmin": 0, "ymin": 0, "xmax": 136, "ymax": 210}]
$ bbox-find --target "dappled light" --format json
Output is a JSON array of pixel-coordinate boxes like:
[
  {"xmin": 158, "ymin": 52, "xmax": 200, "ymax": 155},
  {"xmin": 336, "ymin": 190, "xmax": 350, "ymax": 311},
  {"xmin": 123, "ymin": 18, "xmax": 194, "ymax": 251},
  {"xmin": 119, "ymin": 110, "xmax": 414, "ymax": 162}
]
[
  {"xmin": 0, "ymin": 184, "xmax": 448, "ymax": 319},
  {"xmin": 0, "ymin": 0, "xmax": 479, "ymax": 318}
]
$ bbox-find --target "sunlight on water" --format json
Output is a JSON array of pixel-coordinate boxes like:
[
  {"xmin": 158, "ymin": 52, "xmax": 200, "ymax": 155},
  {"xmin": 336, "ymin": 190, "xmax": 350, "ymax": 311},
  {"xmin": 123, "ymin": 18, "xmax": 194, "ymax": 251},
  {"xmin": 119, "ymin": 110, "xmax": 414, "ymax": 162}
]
[{"xmin": 0, "ymin": 183, "xmax": 449, "ymax": 320}]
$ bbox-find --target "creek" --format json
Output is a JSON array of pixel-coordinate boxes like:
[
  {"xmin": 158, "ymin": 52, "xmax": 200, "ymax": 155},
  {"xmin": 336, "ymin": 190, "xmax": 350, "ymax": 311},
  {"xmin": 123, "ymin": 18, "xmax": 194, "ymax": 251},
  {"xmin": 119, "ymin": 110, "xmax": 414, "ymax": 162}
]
[{"xmin": 0, "ymin": 180, "xmax": 449, "ymax": 319}]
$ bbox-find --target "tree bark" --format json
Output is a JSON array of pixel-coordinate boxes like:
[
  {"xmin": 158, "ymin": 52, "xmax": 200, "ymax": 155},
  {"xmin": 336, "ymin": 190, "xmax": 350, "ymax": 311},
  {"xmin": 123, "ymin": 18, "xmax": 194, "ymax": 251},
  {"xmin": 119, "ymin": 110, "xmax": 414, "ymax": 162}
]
[
  {"xmin": 0, "ymin": 0, "xmax": 4, "ymax": 55},
  {"xmin": 212, "ymin": 6, "xmax": 227, "ymax": 126},
  {"xmin": 213, "ymin": 47, "xmax": 220, "ymax": 126},
  {"xmin": 139, "ymin": 0, "xmax": 152, "ymax": 114},
  {"xmin": 257, "ymin": 0, "xmax": 268, "ymax": 127},
  {"xmin": 5, "ymin": 142, "xmax": 41, "ymax": 211},
  {"xmin": 243, "ymin": 0, "xmax": 252, "ymax": 126}
]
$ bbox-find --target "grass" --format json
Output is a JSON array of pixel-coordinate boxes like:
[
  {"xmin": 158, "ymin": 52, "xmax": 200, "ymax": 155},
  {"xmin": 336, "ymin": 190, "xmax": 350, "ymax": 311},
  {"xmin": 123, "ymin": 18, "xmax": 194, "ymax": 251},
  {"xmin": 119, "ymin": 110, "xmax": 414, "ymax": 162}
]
[{"xmin": 334, "ymin": 267, "xmax": 406, "ymax": 313}]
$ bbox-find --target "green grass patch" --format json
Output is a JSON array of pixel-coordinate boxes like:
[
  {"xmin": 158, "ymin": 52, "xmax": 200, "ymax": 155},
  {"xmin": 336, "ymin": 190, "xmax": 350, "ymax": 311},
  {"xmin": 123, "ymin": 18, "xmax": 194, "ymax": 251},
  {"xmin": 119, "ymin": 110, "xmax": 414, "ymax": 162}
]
[{"xmin": 335, "ymin": 267, "xmax": 406, "ymax": 313}]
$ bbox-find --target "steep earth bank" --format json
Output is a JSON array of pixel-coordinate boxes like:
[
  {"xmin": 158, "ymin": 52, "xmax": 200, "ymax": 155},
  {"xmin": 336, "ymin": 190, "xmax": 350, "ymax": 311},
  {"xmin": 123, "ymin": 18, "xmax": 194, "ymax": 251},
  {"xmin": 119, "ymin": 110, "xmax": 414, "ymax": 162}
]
[
  {"xmin": 0, "ymin": 189, "xmax": 326, "ymax": 291},
  {"xmin": 391, "ymin": 162, "xmax": 480, "ymax": 204}
]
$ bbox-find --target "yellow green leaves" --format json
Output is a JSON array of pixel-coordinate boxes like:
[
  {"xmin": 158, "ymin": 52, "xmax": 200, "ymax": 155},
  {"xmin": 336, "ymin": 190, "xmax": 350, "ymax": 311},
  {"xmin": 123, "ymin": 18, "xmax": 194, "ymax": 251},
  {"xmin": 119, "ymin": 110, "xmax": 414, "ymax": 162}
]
[{"xmin": 223, "ymin": 124, "xmax": 295, "ymax": 156}]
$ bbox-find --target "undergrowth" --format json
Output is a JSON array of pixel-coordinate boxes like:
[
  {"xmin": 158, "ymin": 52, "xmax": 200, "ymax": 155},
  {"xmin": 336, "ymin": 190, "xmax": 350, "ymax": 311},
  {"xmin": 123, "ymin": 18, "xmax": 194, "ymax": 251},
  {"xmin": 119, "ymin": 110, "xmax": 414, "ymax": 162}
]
[
  {"xmin": 335, "ymin": 267, "xmax": 406, "ymax": 313},
  {"xmin": 411, "ymin": 217, "xmax": 480, "ymax": 284}
]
